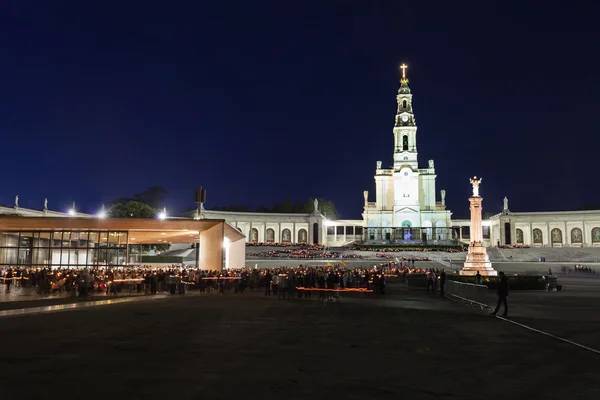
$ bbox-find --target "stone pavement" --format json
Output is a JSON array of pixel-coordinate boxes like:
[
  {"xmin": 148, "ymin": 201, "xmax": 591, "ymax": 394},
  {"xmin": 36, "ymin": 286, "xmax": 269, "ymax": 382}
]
[
  {"xmin": 0, "ymin": 286, "xmax": 149, "ymax": 311},
  {"xmin": 0, "ymin": 285, "xmax": 598, "ymax": 399}
]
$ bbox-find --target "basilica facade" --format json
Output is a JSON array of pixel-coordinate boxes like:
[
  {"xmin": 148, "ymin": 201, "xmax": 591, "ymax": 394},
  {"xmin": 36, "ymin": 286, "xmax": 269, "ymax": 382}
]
[{"xmin": 361, "ymin": 68, "xmax": 452, "ymax": 244}]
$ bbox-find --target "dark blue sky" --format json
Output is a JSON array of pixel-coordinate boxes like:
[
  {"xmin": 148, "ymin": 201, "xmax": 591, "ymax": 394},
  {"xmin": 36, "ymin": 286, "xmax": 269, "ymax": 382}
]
[{"xmin": 1, "ymin": 0, "xmax": 598, "ymax": 219}]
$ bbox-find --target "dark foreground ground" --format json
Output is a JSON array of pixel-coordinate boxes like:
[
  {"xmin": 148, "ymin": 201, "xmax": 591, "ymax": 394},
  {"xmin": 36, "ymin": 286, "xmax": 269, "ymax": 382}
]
[{"xmin": 0, "ymin": 285, "xmax": 599, "ymax": 400}]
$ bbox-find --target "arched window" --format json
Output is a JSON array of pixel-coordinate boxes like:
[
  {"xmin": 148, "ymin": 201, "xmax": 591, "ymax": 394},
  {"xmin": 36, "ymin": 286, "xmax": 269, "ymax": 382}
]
[
  {"xmin": 298, "ymin": 229, "xmax": 308, "ymax": 244},
  {"xmin": 570, "ymin": 227, "xmax": 582, "ymax": 243},
  {"xmin": 266, "ymin": 228, "xmax": 275, "ymax": 243},
  {"xmin": 551, "ymin": 228, "xmax": 562, "ymax": 244},
  {"xmin": 402, "ymin": 100, "xmax": 407, "ymax": 108},
  {"xmin": 532, "ymin": 228, "xmax": 543, "ymax": 244},
  {"xmin": 592, "ymin": 227, "xmax": 600, "ymax": 243},
  {"xmin": 251, "ymin": 228, "xmax": 259, "ymax": 243},
  {"xmin": 516, "ymin": 229, "xmax": 524, "ymax": 244},
  {"xmin": 281, "ymin": 228, "xmax": 291, "ymax": 243},
  {"xmin": 402, "ymin": 135, "xmax": 409, "ymax": 151}
]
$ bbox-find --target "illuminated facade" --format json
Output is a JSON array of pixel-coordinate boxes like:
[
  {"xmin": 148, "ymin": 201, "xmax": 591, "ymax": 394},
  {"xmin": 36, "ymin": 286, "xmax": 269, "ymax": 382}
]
[{"xmin": 361, "ymin": 66, "xmax": 452, "ymax": 243}]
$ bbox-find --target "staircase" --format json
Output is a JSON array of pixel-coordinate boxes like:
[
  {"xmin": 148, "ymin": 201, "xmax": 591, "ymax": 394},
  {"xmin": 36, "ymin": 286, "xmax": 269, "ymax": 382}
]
[{"xmin": 486, "ymin": 247, "xmax": 507, "ymax": 262}]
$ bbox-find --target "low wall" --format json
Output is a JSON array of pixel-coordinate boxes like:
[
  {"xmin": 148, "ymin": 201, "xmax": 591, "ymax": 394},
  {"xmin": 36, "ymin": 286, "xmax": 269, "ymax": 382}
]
[{"xmin": 449, "ymin": 261, "xmax": 600, "ymax": 274}]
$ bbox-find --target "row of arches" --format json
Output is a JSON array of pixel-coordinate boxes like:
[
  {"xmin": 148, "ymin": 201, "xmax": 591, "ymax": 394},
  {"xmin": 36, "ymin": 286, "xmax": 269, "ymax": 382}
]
[
  {"xmin": 250, "ymin": 228, "xmax": 308, "ymax": 244},
  {"xmin": 516, "ymin": 227, "xmax": 600, "ymax": 244}
]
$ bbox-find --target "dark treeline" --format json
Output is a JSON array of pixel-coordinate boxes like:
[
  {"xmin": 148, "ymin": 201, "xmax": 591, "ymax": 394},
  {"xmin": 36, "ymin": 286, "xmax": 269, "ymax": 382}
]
[{"xmin": 209, "ymin": 197, "xmax": 339, "ymax": 219}]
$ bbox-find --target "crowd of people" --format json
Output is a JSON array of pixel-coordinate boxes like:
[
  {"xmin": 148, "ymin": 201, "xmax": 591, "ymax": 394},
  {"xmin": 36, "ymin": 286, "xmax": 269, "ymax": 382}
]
[
  {"xmin": 0, "ymin": 259, "xmax": 438, "ymax": 298},
  {"xmin": 498, "ymin": 244, "xmax": 531, "ymax": 249},
  {"xmin": 355, "ymin": 246, "xmax": 467, "ymax": 253},
  {"xmin": 246, "ymin": 243, "xmax": 325, "ymax": 250},
  {"xmin": 562, "ymin": 264, "xmax": 598, "ymax": 275},
  {"xmin": 247, "ymin": 248, "xmax": 364, "ymax": 260}
]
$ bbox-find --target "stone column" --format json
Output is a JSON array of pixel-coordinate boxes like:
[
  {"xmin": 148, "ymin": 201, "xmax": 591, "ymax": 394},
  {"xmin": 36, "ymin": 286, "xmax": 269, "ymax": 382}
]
[
  {"xmin": 249, "ymin": 221, "xmax": 253, "ymax": 243},
  {"xmin": 461, "ymin": 196, "xmax": 497, "ymax": 276},
  {"xmin": 530, "ymin": 223, "xmax": 534, "ymax": 246},
  {"xmin": 278, "ymin": 222, "xmax": 281, "ymax": 243},
  {"xmin": 292, "ymin": 222, "xmax": 296, "ymax": 244}
]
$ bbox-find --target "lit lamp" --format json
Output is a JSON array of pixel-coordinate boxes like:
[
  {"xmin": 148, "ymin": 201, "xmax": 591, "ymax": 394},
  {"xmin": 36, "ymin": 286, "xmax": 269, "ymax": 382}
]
[
  {"xmin": 158, "ymin": 207, "xmax": 167, "ymax": 220},
  {"xmin": 98, "ymin": 204, "xmax": 107, "ymax": 219},
  {"xmin": 68, "ymin": 202, "xmax": 76, "ymax": 216}
]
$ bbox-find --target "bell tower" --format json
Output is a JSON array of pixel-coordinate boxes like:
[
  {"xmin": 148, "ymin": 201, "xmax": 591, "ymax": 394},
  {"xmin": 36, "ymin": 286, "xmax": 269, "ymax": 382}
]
[
  {"xmin": 391, "ymin": 64, "xmax": 421, "ymax": 227},
  {"xmin": 393, "ymin": 63, "xmax": 418, "ymax": 170}
]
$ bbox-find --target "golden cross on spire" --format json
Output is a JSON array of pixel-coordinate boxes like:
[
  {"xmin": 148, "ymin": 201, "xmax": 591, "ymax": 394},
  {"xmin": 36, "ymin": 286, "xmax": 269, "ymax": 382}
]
[{"xmin": 400, "ymin": 63, "xmax": 408, "ymax": 79}]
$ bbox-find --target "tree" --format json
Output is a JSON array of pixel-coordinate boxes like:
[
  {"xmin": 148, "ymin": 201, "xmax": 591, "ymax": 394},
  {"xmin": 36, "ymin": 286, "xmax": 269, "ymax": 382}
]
[
  {"xmin": 108, "ymin": 201, "xmax": 170, "ymax": 252},
  {"xmin": 279, "ymin": 198, "xmax": 294, "ymax": 213},
  {"xmin": 133, "ymin": 186, "xmax": 168, "ymax": 209},
  {"xmin": 304, "ymin": 197, "xmax": 339, "ymax": 219},
  {"xmin": 256, "ymin": 204, "xmax": 269, "ymax": 212},
  {"xmin": 207, "ymin": 197, "xmax": 339, "ymax": 217},
  {"xmin": 579, "ymin": 203, "xmax": 600, "ymax": 211},
  {"xmin": 210, "ymin": 205, "xmax": 254, "ymax": 212},
  {"xmin": 109, "ymin": 201, "xmax": 157, "ymax": 219}
]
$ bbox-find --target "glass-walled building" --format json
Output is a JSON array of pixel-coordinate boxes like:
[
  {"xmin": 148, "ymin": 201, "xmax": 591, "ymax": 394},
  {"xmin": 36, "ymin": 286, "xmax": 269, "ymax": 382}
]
[
  {"xmin": 0, "ymin": 207, "xmax": 246, "ymax": 270},
  {"xmin": 0, "ymin": 230, "xmax": 130, "ymax": 269}
]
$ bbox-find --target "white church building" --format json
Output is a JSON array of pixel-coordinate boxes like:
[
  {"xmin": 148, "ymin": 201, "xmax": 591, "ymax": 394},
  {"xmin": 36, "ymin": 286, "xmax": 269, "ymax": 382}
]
[
  {"xmin": 199, "ymin": 67, "xmax": 600, "ymax": 249},
  {"xmin": 361, "ymin": 66, "xmax": 452, "ymax": 244}
]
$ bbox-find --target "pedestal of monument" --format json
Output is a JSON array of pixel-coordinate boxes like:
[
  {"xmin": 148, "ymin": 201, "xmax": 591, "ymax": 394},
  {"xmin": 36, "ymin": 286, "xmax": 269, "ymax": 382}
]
[
  {"xmin": 460, "ymin": 194, "xmax": 497, "ymax": 276},
  {"xmin": 461, "ymin": 241, "xmax": 497, "ymax": 276}
]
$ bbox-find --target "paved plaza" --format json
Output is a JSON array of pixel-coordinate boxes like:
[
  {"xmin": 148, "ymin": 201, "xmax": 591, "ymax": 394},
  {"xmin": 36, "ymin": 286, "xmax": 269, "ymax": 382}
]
[{"xmin": 0, "ymin": 277, "xmax": 599, "ymax": 399}]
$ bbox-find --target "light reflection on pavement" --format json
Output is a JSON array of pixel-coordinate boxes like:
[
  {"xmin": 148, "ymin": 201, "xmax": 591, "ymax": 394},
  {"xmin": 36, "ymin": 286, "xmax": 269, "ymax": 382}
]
[{"xmin": 0, "ymin": 294, "xmax": 170, "ymax": 318}]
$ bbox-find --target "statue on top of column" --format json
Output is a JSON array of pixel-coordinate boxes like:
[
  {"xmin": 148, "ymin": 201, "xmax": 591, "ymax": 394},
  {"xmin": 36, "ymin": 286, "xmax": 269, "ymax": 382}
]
[
  {"xmin": 313, "ymin": 198, "xmax": 319, "ymax": 213},
  {"xmin": 44, "ymin": 198, "xmax": 48, "ymax": 210},
  {"xmin": 363, "ymin": 190, "xmax": 369, "ymax": 206},
  {"xmin": 14, "ymin": 195, "xmax": 19, "ymax": 208},
  {"xmin": 469, "ymin": 176, "xmax": 482, "ymax": 197},
  {"xmin": 503, "ymin": 196, "xmax": 509, "ymax": 211}
]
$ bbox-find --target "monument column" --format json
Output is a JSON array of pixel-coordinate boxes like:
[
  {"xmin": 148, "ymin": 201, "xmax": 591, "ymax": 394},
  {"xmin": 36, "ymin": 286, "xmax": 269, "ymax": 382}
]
[{"xmin": 460, "ymin": 177, "xmax": 497, "ymax": 276}]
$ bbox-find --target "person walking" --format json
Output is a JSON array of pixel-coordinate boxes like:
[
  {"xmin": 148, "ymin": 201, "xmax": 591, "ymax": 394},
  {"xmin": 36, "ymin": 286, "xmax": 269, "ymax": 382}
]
[
  {"xmin": 272, "ymin": 273, "xmax": 280, "ymax": 296},
  {"xmin": 264, "ymin": 271, "xmax": 272, "ymax": 295},
  {"xmin": 491, "ymin": 271, "xmax": 509, "ymax": 317},
  {"xmin": 426, "ymin": 269, "xmax": 433, "ymax": 292},
  {"xmin": 439, "ymin": 270, "xmax": 446, "ymax": 297}
]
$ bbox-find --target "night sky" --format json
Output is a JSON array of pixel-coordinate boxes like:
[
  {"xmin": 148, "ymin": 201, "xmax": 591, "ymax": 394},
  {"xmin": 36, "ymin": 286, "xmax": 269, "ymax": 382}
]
[{"xmin": 1, "ymin": 1, "xmax": 598, "ymax": 219}]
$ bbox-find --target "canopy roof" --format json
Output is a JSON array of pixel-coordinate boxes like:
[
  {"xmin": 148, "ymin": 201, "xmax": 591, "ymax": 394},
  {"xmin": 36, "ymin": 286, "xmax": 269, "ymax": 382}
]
[{"xmin": 0, "ymin": 216, "xmax": 245, "ymax": 244}]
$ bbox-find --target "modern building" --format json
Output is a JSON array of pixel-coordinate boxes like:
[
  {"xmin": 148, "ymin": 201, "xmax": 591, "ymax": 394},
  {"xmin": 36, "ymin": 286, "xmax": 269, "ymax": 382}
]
[{"xmin": 0, "ymin": 203, "xmax": 245, "ymax": 270}]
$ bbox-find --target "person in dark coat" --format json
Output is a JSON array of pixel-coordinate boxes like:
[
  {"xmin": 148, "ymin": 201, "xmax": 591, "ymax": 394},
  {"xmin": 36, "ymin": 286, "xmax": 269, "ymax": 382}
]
[
  {"xmin": 264, "ymin": 271, "xmax": 272, "ymax": 295},
  {"xmin": 491, "ymin": 271, "xmax": 508, "ymax": 316},
  {"xmin": 150, "ymin": 274, "xmax": 158, "ymax": 295},
  {"xmin": 439, "ymin": 270, "xmax": 447, "ymax": 297}
]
